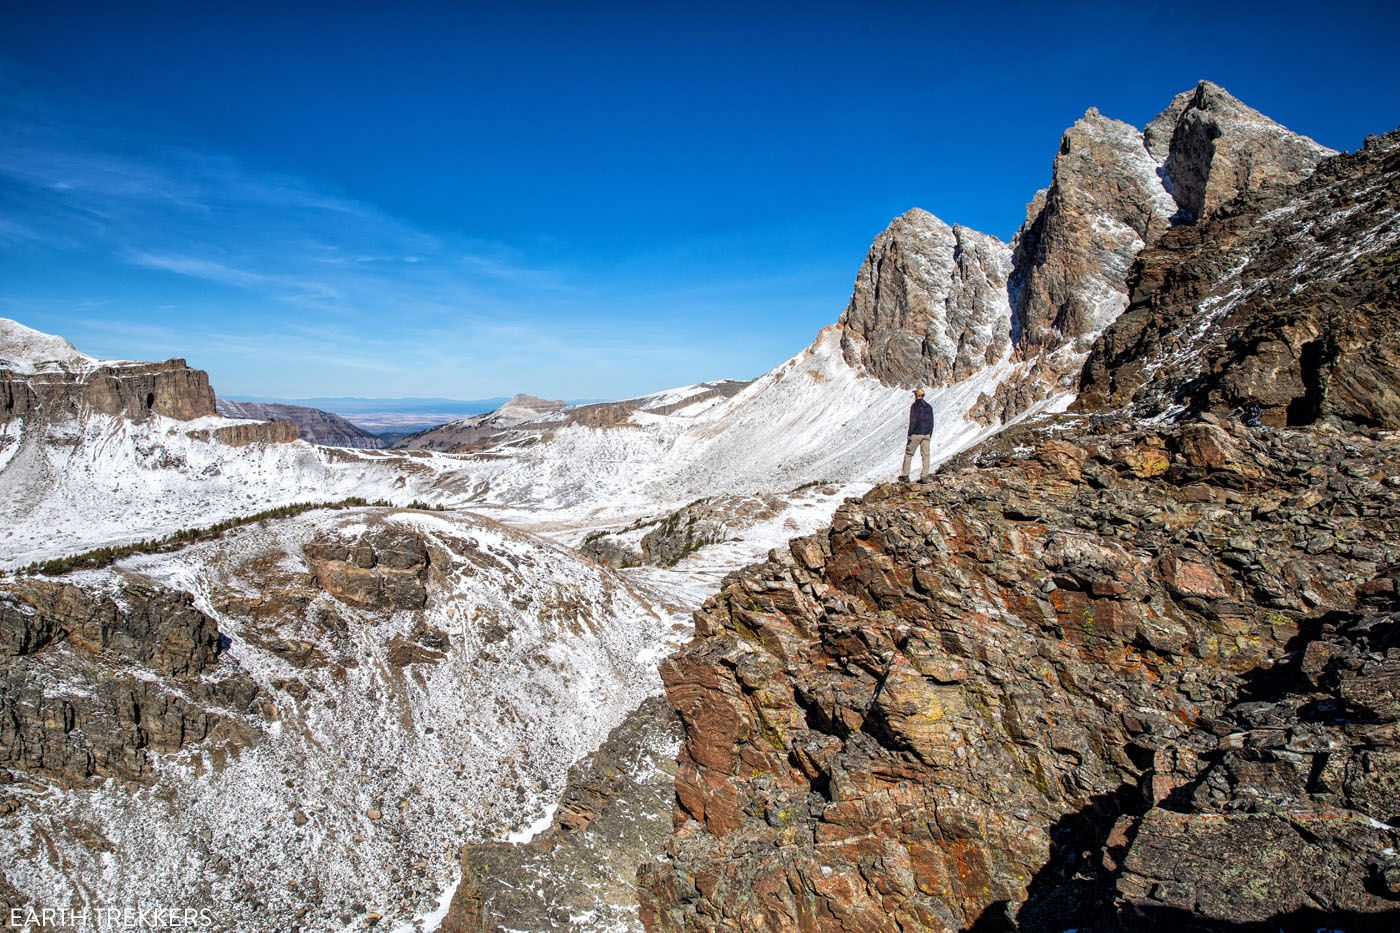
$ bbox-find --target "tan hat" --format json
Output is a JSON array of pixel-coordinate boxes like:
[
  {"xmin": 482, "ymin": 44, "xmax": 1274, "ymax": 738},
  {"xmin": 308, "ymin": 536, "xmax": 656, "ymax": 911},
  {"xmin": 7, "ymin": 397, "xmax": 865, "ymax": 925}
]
[{"xmin": 914, "ymin": 388, "xmax": 925, "ymax": 397}]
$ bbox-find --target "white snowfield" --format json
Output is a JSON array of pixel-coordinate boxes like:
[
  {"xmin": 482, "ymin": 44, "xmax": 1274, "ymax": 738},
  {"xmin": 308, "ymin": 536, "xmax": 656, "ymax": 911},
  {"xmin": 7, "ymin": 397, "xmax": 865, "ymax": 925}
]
[{"xmin": 0, "ymin": 317, "xmax": 125, "ymax": 375}]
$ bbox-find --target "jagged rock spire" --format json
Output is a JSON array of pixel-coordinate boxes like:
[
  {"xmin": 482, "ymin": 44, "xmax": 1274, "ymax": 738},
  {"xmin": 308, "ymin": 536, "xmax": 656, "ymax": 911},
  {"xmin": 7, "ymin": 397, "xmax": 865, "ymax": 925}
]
[
  {"xmin": 836, "ymin": 82, "xmax": 1336, "ymax": 395},
  {"xmin": 1147, "ymin": 80, "xmax": 1336, "ymax": 223},
  {"xmin": 837, "ymin": 209, "xmax": 1012, "ymax": 388}
]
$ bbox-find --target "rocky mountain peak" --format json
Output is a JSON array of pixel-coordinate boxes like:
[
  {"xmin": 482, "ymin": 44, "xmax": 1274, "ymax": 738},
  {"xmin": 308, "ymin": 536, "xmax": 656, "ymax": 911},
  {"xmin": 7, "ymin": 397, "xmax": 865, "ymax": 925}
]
[
  {"xmin": 837, "ymin": 208, "xmax": 1013, "ymax": 388},
  {"xmin": 1010, "ymin": 106, "xmax": 1177, "ymax": 352},
  {"xmin": 1147, "ymin": 79, "xmax": 1336, "ymax": 223},
  {"xmin": 836, "ymin": 83, "xmax": 1334, "ymax": 399}
]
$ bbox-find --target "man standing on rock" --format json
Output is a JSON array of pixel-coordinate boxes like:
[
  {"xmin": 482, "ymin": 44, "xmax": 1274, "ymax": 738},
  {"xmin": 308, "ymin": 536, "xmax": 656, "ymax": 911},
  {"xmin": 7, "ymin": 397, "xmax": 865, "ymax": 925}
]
[{"xmin": 900, "ymin": 388, "xmax": 934, "ymax": 483}]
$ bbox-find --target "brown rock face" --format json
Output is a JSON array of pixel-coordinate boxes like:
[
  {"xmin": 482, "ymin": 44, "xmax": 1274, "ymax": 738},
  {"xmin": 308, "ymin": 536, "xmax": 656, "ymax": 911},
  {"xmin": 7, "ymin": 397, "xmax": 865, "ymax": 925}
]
[
  {"xmin": 0, "ymin": 578, "xmax": 258, "ymax": 786},
  {"xmin": 1111, "ymin": 574, "xmax": 1400, "ymax": 924},
  {"xmin": 1, "ymin": 358, "xmax": 217, "ymax": 424},
  {"xmin": 185, "ymin": 418, "xmax": 300, "ymax": 447},
  {"xmin": 1010, "ymin": 108, "xmax": 1176, "ymax": 353},
  {"xmin": 304, "ymin": 527, "xmax": 436, "ymax": 610},
  {"xmin": 642, "ymin": 105, "xmax": 1391, "ymax": 933},
  {"xmin": 1077, "ymin": 127, "xmax": 1400, "ymax": 430},
  {"xmin": 836, "ymin": 82, "xmax": 1331, "ymax": 406},
  {"xmin": 1010, "ymin": 82, "xmax": 1332, "ymax": 359},
  {"xmin": 639, "ymin": 414, "xmax": 1399, "ymax": 930},
  {"xmin": 1146, "ymin": 80, "xmax": 1337, "ymax": 223}
]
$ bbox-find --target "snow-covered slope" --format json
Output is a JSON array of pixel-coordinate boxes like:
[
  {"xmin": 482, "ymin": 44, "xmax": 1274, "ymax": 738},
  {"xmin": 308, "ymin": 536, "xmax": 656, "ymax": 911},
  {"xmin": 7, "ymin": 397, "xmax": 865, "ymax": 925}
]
[
  {"xmin": 0, "ymin": 506, "xmax": 682, "ymax": 930},
  {"xmin": 395, "ymin": 329, "xmax": 1047, "ymax": 533},
  {"xmin": 0, "ymin": 413, "xmax": 420, "ymax": 567},
  {"xmin": 0, "ymin": 317, "xmax": 116, "ymax": 374}
]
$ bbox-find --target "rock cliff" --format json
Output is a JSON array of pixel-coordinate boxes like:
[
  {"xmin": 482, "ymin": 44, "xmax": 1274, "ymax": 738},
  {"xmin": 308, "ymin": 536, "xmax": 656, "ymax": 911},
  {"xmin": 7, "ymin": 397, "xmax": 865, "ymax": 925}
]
[
  {"xmin": 1, "ymin": 318, "xmax": 217, "ymax": 423},
  {"xmin": 0, "ymin": 578, "xmax": 260, "ymax": 787},
  {"xmin": 640, "ymin": 128, "xmax": 1399, "ymax": 929}
]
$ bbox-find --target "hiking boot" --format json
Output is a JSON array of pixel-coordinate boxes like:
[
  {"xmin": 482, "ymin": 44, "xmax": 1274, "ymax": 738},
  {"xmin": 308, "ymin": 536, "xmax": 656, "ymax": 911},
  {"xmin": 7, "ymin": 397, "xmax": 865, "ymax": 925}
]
[
  {"xmin": 918, "ymin": 475, "xmax": 934, "ymax": 484},
  {"xmin": 898, "ymin": 475, "xmax": 910, "ymax": 483}
]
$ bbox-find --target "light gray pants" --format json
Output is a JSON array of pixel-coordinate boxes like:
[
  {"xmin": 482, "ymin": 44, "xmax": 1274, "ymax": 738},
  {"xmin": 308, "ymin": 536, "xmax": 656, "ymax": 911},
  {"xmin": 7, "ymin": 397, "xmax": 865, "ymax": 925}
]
[{"xmin": 902, "ymin": 434, "xmax": 931, "ymax": 479}]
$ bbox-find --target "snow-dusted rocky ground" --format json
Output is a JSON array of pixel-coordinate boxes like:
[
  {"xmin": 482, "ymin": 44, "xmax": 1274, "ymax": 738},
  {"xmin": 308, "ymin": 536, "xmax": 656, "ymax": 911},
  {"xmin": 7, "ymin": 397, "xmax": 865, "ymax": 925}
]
[{"xmin": 0, "ymin": 507, "xmax": 683, "ymax": 930}]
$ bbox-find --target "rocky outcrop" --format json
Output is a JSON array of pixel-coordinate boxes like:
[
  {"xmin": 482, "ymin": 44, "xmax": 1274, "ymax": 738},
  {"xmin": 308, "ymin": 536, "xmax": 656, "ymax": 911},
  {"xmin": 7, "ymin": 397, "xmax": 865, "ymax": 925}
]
[
  {"xmin": 1107, "ymin": 575, "xmax": 1400, "ymax": 925},
  {"xmin": 1077, "ymin": 127, "xmax": 1400, "ymax": 429},
  {"xmin": 216, "ymin": 399, "xmax": 385, "ymax": 448},
  {"xmin": 1146, "ymin": 80, "xmax": 1338, "ymax": 223},
  {"xmin": 1010, "ymin": 82, "xmax": 1333, "ymax": 360},
  {"xmin": 642, "ymin": 116, "xmax": 1394, "ymax": 931},
  {"xmin": 303, "ymin": 526, "xmax": 440, "ymax": 610},
  {"xmin": 583, "ymin": 494, "xmax": 788, "ymax": 569},
  {"xmin": 1, "ymin": 506, "xmax": 677, "ymax": 931},
  {"xmin": 1009, "ymin": 108, "xmax": 1176, "ymax": 354},
  {"xmin": 443, "ymin": 697, "xmax": 682, "ymax": 931},
  {"xmin": 639, "ymin": 414, "xmax": 1400, "ymax": 930},
  {"xmin": 0, "ymin": 578, "xmax": 259, "ymax": 786},
  {"xmin": 185, "ymin": 418, "xmax": 301, "ymax": 446},
  {"xmin": 838, "ymin": 211, "xmax": 1013, "ymax": 388}
]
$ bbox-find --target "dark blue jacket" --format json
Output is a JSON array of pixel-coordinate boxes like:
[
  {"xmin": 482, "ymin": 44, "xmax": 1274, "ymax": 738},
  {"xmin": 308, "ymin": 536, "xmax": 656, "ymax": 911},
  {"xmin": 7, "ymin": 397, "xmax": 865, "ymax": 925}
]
[{"xmin": 908, "ymin": 398, "xmax": 933, "ymax": 436}]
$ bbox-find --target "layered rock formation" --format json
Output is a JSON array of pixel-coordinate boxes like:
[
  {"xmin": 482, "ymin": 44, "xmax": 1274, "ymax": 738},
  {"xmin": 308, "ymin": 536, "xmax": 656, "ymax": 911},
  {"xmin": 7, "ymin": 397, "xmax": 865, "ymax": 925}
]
[
  {"xmin": 1, "ymin": 318, "xmax": 218, "ymax": 424},
  {"xmin": 641, "ymin": 129, "xmax": 1398, "ymax": 929},
  {"xmin": 0, "ymin": 579, "xmax": 260, "ymax": 787},
  {"xmin": 184, "ymin": 418, "xmax": 301, "ymax": 446},
  {"xmin": 216, "ymin": 399, "xmax": 386, "ymax": 448}
]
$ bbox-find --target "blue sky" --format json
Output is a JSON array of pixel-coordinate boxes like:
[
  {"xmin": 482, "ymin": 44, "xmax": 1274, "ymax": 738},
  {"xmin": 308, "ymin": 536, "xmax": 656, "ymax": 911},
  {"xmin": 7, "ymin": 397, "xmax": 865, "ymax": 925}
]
[{"xmin": 1, "ymin": 1, "xmax": 1396, "ymax": 400}]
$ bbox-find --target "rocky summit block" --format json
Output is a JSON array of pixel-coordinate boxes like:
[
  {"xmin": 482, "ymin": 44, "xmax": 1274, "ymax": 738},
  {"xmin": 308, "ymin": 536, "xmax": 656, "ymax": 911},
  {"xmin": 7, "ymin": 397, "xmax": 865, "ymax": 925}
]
[
  {"xmin": 638, "ymin": 414, "xmax": 1400, "ymax": 931},
  {"xmin": 303, "ymin": 526, "xmax": 439, "ymax": 611},
  {"xmin": 839, "ymin": 210, "xmax": 1013, "ymax": 389},
  {"xmin": 838, "ymin": 82, "xmax": 1332, "ymax": 400}
]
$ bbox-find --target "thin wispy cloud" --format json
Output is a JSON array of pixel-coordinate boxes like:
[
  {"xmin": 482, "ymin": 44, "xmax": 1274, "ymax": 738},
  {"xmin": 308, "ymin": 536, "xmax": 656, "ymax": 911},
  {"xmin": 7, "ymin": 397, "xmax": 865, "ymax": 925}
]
[{"xmin": 0, "ymin": 79, "xmax": 830, "ymax": 397}]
